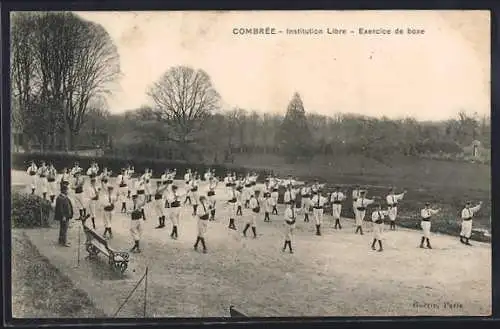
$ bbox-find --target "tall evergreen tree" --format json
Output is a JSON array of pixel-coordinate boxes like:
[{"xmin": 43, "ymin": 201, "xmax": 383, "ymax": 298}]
[{"xmin": 276, "ymin": 92, "xmax": 313, "ymax": 162}]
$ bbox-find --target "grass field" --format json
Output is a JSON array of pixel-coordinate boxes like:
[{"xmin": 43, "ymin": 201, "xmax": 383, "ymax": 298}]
[
  {"xmin": 11, "ymin": 230, "xmax": 104, "ymax": 318},
  {"xmin": 11, "ymin": 170, "xmax": 492, "ymax": 318},
  {"xmin": 230, "ymin": 154, "xmax": 491, "ymax": 240}
]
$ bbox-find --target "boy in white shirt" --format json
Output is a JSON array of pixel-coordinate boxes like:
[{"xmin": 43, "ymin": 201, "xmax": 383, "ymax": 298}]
[
  {"xmin": 420, "ymin": 202, "xmax": 441, "ymax": 249},
  {"xmin": 283, "ymin": 202, "xmax": 296, "ymax": 254},
  {"xmin": 460, "ymin": 201, "xmax": 482, "ymax": 246}
]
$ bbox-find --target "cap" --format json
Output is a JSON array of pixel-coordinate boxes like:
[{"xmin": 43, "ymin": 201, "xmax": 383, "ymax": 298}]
[{"xmin": 425, "ymin": 202, "xmax": 431, "ymax": 206}]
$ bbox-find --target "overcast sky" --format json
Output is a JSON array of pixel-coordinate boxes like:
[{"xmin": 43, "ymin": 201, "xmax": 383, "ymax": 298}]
[{"xmin": 76, "ymin": 10, "xmax": 490, "ymax": 121}]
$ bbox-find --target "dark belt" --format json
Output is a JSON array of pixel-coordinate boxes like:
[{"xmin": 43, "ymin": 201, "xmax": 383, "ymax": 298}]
[
  {"xmin": 314, "ymin": 206, "xmax": 323, "ymax": 210},
  {"xmin": 154, "ymin": 194, "xmax": 162, "ymax": 200},
  {"xmin": 388, "ymin": 204, "xmax": 397, "ymax": 207},
  {"xmin": 29, "ymin": 172, "xmax": 36, "ymax": 176},
  {"xmin": 208, "ymin": 191, "xmax": 215, "ymax": 196},
  {"xmin": 463, "ymin": 218, "xmax": 472, "ymax": 221},
  {"xmin": 333, "ymin": 201, "xmax": 342, "ymax": 204},
  {"xmin": 421, "ymin": 218, "xmax": 431, "ymax": 222},
  {"xmin": 200, "ymin": 214, "xmax": 209, "ymax": 220},
  {"xmin": 104, "ymin": 205, "xmax": 114, "ymax": 212},
  {"xmin": 357, "ymin": 207, "xmax": 366, "ymax": 211},
  {"xmin": 131, "ymin": 210, "xmax": 143, "ymax": 220},
  {"xmin": 91, "ymin": 197, "xmax": 99, "ymax": 201},
  {"xmin": 47, "ymin": 178, "xmax": 55, "ymax": 182},
  {"xmin": 375, "ymin": 219, "xmax": 383, "ymax": 224},
  {"xmin": 137, "ymin": 190, "xmax": 145, "ymax": 195},
  {"xmin": 119, "ymin": 183, "xmax": 127, "ymax": 187},
  {"xmin": 39, "ymin": 175, "xmax": 46, "ymax": 178}
]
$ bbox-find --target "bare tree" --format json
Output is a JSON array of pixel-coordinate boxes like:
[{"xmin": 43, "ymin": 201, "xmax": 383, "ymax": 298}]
[
  {"xmin": 147, "ymin": 66, "xmax": 220, "ymax": 159},
  {"xmin": 11, "ymin": 12, "xmax": 120, "ymax": 151}
]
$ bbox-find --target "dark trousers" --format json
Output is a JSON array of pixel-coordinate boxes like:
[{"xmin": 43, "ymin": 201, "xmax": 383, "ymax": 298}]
[{"xmin": 58, "ymin": 219, "xmax": 69, "ymax": 244}]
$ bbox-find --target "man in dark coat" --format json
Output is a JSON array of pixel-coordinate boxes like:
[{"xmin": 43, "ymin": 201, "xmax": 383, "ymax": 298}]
[{"xmin": 55, "ymin": 181, "xmax": 74, "ymax": 247}]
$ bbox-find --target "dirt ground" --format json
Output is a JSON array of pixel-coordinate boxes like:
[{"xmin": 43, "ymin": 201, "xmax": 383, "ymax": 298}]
[{"xmin": 11, "ymin": 171, "xmax": 491, "ymax": 317}]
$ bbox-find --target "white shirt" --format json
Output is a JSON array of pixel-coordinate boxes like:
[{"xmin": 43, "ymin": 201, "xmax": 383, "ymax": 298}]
[
  {"xmin": 161, "ymin": 173, "xmax": 168, "ymax": 182},
  {"xmin": 27, "ymin": 164, "xmax": 37, "ymax": 174},
  {"xmin": 291, "ymin": 188, "xmax": 297, "ymax": 199},
  {"xmin": 135, "ymin": 180, "xmax": 145, "ymax": 191},
  {"xmin": 352, "ymin": 189, "xmax": 361, "ymax": 200},
  {"xmin": 284, "ymin": 207, "xmax": 296, "ymax": 223},
  {"xmin": 421, "ymin": 208, "xmax": 439, "ymax": 219},
  {"xmin": 70, "ymin": 166, "xmax": 82, "ymax": 175},
  {"xmin": 330, "ymin": 192, "xmax": 345, "ymax": 203},
  {"xmin": 386, "ymin": 193, "xmax": 405, "ymax": 206},
  {"xmin": 284, "ymin": 190, "xmax": 291, "ymax": 202},
  {"xmin": 355, "ymin": 197, "xmax": 374, "ymax": 209},
  {"xmin": 184, "ymin": 173, "xmax": 191, "ymax": 182},
  {"xmin": 301, "ymin": 187, "xmax": 310, "ymax": 196},
  {"xmin": 265, "ymin": 198, "xmax": 273, "ymax": 212},
  {"xmin": 38, "ymin": 166, "xmax": 48, "ymax": 176},
  {"xmin": 102, "ymin": 191, "xmax": 118, "ymax": 207},
  {"xmin": 311, "ymin": 195, "xmax": 327, "ymax": 207},
  {"xmin": 372, "ymin": 210, "xmax": 389, "ymax": 222},
  {"xmin": 86, "ymin": 167, "xmax": 97, "ymax": 176},
  {"xmin": 461, "ymin": 205, "xmax": 481, "ymax": 219},
  {"xmin": 249, "ymin": 197, "xmax": 259, "ymax": 209}
]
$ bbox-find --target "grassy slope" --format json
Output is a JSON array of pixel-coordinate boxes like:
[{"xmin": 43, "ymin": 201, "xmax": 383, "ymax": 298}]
[
  {"xmin": 230, "ymin": 154, "xmax": 491, "ymax": 239},
  {"xmin": 11, "ymin": 230, "xmax": 105, "ymax": 318}
]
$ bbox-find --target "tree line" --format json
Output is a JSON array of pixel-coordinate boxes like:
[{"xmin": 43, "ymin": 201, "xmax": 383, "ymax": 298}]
[{"xmin": 94, "ymin": 98, "xmax": 489, "ymax": 165}]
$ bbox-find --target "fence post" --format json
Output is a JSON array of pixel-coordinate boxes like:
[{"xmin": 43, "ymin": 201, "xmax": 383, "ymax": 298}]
[{"xmin": 143, "ymin": 267, "xmax": 148, "ymax": 317}]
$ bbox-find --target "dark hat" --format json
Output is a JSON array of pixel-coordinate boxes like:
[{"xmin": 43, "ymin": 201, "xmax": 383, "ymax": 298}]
[
  {"xmin": 107, "ymin": 185, "xmax": 114, "ymax": 190},
  {"xmin": 466, "ymin": 201, "xmax": 472, "ymax": 205},
  {"xmin": 61, "ymin": 181, "xmax": 70, "ymax": 187},
  {"xmin": 425, "ymin": 202, "xmax": 430, "ymax": 206},
  {"xmin": 132, "ymin": 194, "xmax": 138, "ymax": 199},
  {"xmin": 360, "ymin": 190, "xmax": 366, "ymax": 194}
]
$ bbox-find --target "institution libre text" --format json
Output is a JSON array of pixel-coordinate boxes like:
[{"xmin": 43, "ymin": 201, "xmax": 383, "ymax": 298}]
[{"xmin": 232, "ymin": 27, "xmax": 425, "ymax": 36}]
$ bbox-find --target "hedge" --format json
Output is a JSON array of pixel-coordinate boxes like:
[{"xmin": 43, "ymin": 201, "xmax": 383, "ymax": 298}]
[
  {"xmin": 11, "ymin": 152, "xmax": 274, "ymax": 183},
  {"xmin": 12, "ymin": 191, "xmax": 53, "ymax": 228}
]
